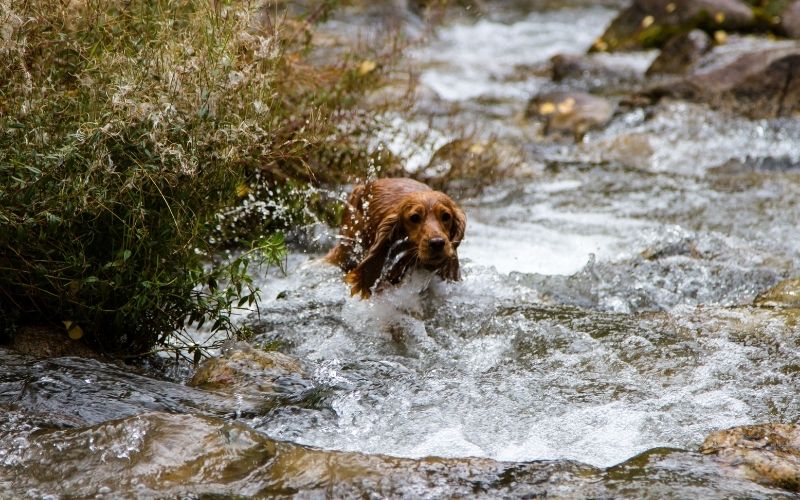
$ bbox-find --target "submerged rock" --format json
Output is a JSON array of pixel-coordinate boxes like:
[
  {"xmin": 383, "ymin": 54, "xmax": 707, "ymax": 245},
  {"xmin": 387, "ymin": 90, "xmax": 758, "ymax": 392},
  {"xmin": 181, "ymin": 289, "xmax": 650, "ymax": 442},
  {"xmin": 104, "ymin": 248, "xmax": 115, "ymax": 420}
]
[
  {"xmin": 594, "ymin": 132, "xmax": 655, "ymax": 169},
  {"xmin": 646, "ymin": 46, "xmax": 800, "ymax": 118},
  {"xmin": 646, "ymin": 29, "xmax": 713, "ymax": 75},
  {"xmin": 526, "ymin": 91, "xmax": 615, "ymax": 141},
  {"xmin": 700, "ymin": 423, "xmax": 800, "ymax": 491},
  {"xmin": 189, "ymin": 341, "xmax": 317, "ymax": 407},
  {"xmin": 0, "ymin": 350, "xmax": 262, "ymax": 427}
]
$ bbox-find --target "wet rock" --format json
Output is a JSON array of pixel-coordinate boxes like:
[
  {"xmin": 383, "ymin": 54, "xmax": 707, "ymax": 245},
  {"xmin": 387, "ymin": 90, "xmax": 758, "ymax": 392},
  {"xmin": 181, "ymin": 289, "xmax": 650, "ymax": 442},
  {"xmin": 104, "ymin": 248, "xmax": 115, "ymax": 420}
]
[
  {"xmin": 646, "ymin": 46, "xmax": 800, "ymax": 118},
  {"xmin": 700, "ymin": 423, "xmax": 800, "ymax": 491},
  {"xmin": 646, "ymin": 29, "xmax": 713, "ymax": 75},
  {"xmin": 551, "ymin": 53, "xmax": 640, "ymax": 89},
  {"xmin": 417, "ymin": 139, "xmax": 524, "ymax": 198},
  {"xmin": 755, "ymin": 278, "xmax": 800, "ymax": 308},
  {"xmin": 780, "ymin": 1, "xmax": 800, "ymax": 38},
  {"xmin": 3, "ymin": 411, "xmax": 796, "ymax": 498},
  {"xmin": 189, "ymin": 341, "xmax": 315, "ymax": 403},
  {"xmin": 0, "ymin": 351, "xmax": 264, "ymax": 427},
  {"xmin": 526, "ymin": 91, "xmax": 614, "ymax": 141},
  {"xmin": 0, "ymin": 411, "xmax": 606, "ymax": 498},
  {"xmin": 593, "ymin": 0, "xmax": 754, "ymax": 52},
  {"xmin": 604, "ymin": 447, "xmax": 798, "ymax": 497}
]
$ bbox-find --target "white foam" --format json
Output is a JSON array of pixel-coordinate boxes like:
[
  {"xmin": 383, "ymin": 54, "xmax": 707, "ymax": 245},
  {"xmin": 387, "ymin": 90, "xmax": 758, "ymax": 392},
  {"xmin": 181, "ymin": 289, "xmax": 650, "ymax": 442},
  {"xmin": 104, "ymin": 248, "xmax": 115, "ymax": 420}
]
[
  {"xmin": 460, "ymin": 218, "xmax": 623, "ymax": 275},
  {"xmin": 496, "ymin": 404, "xmax": 659, "ymax": 466},
  {"xmin": 413, "ymin": 7, "xmax": 617, "ymax": 101}
]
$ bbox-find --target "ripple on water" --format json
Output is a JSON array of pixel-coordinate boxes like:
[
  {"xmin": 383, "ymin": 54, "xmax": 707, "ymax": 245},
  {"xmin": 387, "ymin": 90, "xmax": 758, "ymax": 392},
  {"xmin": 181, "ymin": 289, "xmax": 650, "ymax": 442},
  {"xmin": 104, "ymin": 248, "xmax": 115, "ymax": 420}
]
[{"xmin": 247, "ymin": 254, "xmax": 800, "ymax": 468}]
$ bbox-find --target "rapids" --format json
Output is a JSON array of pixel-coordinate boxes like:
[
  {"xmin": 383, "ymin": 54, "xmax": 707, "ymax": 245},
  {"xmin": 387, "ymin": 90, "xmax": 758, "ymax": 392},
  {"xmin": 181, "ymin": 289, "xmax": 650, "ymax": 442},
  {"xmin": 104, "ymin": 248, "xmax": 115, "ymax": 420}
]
[{"xmin": 2, "ymin": 3, "xmax": 799, "ymax": 497}]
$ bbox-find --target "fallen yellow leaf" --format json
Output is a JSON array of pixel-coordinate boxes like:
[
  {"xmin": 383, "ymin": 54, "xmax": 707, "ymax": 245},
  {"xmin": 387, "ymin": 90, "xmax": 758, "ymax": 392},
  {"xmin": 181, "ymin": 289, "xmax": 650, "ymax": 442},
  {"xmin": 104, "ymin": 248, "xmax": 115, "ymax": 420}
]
[
  {"xmin": 593, "ymin": 39, "xmax": 608, "ymax": 52},
  {"xmin": 557, "ymin": 97, "xmax": 576, "ymax": 114},
  {"xmin": 539, "ymin": 102, "xmax": 556, "ymax": 115},
  {"xmin": 357, "ymin": 60, "xmax": 377, "ymax": 76},
  {"xmin": 63, "ymin": 320, "xmax": 84, "ymax": 340},
  {"xmin": 67, "ymin": 324, "xmax": 84, "ymax": 340}
]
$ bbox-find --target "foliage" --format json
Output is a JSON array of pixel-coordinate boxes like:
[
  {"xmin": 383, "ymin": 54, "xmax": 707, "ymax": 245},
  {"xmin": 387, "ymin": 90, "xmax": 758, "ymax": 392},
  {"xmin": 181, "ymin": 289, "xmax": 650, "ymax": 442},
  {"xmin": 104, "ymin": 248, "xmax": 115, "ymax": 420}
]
[{"xmin": 0, "ymin": 0, "xmax": 393, "ymax": 355}]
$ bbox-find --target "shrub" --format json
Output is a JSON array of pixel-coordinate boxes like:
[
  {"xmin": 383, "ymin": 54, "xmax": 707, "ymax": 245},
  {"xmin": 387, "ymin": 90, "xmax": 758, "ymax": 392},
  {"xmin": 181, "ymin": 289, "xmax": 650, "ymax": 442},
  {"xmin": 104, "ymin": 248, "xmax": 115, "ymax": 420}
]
[{"xmin": 0, "ymin": 0, "xmax": 394, "ymax": 355}]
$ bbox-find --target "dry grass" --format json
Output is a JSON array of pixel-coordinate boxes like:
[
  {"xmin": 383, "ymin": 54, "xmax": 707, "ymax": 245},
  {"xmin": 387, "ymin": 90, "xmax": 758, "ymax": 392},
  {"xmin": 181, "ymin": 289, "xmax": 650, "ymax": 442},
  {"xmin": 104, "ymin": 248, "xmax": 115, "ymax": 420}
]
[{"xmin": 0, "ymin": 0, "xmax": 397, "ymax": 356}]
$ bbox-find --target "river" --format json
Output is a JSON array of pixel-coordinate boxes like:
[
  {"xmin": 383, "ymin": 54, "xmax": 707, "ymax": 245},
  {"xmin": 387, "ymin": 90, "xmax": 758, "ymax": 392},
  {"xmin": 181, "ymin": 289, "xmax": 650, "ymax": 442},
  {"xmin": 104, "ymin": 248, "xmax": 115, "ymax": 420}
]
[{"xmin": 2, "ymin": 2, "xmax": 799, "ymax": 498}]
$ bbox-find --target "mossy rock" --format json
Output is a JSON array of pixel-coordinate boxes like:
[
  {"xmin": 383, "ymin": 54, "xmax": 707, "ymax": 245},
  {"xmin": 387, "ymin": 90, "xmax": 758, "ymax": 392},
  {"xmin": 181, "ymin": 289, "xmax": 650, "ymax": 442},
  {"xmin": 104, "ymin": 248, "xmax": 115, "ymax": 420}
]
[{"xmin": 592, "ymin": 0, "xmax": 755, "ymax": 52}]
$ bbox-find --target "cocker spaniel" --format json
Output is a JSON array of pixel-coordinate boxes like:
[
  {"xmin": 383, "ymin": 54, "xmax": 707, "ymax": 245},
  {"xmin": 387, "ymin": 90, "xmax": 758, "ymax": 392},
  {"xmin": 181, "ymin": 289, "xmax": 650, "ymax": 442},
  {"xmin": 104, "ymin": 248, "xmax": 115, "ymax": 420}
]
[{"xmin": 326, "ymin": 178, "xmax": 466, "ymax": 298}]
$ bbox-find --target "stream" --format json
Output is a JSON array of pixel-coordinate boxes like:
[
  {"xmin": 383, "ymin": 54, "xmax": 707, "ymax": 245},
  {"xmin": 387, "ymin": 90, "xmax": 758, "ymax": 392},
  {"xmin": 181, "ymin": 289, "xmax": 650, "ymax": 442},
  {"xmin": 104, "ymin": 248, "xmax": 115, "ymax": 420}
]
[{"xmin": 2, "ymin": 3, "xmax": 800, "ymax": 498}]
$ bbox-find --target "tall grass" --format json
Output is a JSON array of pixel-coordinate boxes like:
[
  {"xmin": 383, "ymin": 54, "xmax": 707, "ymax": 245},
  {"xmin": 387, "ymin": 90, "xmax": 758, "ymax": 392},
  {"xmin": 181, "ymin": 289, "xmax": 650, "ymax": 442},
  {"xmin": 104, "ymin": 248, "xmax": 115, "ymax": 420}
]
[{"xmin": 0, "ymin": 0, "xmax": 393, "ymax": 355}]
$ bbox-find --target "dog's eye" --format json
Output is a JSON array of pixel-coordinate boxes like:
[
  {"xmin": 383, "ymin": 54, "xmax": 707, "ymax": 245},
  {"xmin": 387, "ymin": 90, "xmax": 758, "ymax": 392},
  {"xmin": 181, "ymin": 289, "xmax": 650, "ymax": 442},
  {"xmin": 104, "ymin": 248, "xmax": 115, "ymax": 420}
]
[
  {"xmin": 441, "ymin": 212, "xmax": 451, "ymax": 222},
  {"xmin": 409, "ymin": 213, "xmax": 422, "ymax": 224}
]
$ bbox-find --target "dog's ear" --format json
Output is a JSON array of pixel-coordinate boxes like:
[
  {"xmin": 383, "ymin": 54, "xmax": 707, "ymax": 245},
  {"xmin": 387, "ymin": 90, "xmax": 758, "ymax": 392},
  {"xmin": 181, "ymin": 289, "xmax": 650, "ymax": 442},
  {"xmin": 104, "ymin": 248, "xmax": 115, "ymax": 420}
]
[
  {"xmin": 438, "ymin": 255, "xmax": 461, "ymax": 282},
  {"xmin": 345, "ymin": 212, "xmax": 400, "ymax": 298},
  {"xmin": 449, "ymin": 204, "xmax": 466, "ymax": 249},
  {"xmin": 439, "ymin": 201, "xmax": 464, "ymax": 282}
]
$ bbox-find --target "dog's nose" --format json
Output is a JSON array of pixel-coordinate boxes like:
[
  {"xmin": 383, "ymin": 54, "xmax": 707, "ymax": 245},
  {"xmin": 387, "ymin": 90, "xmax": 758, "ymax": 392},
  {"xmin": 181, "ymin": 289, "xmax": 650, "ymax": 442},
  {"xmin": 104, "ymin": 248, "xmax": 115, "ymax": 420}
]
[{"xmin": 428, "ymin": 237, "xmax": 446, "ymax": 252}]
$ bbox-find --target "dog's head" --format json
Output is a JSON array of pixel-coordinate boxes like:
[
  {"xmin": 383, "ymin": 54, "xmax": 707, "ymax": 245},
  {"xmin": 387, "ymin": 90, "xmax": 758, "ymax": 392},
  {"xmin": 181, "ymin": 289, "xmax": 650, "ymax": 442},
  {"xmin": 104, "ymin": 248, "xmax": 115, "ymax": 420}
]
[
  {"xmin": 345, "ymin": 186, "xmax": 466, "ymax": 298},
  {"xmin": 395, "ymin": 191, "xmax": 465, "ymax": 268}
]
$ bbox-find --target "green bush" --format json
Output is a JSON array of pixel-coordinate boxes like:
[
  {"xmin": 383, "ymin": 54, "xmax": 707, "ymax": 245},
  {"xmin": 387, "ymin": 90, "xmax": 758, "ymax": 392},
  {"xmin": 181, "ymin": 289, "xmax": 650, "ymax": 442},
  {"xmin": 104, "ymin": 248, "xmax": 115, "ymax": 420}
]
[{"xmin": 0, "ymin": 0, "xmax": 392, "ymax": 355}]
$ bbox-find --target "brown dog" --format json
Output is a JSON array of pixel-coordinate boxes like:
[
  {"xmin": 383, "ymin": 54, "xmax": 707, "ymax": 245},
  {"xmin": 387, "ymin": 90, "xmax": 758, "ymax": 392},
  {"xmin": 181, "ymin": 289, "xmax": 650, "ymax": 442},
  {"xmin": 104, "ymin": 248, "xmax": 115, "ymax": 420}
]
[{"xmin": 326, "ymin": 178, "xmax": 466, "ymax": 298}]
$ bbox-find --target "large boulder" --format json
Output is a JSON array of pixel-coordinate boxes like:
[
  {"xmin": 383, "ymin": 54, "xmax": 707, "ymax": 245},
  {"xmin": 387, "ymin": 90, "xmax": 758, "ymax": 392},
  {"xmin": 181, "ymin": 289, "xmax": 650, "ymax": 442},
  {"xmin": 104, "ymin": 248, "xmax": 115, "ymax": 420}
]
[
  {"xmin": 593, "ymin": 0, "xmax": 755, "ymax": 52},
  {"xmin": 645, "ymin": 46, "xmax": 800, "ymax": 118},
  {"xmin": 700, "ymin": 423, "xmax": 800, "ymax": 491}
]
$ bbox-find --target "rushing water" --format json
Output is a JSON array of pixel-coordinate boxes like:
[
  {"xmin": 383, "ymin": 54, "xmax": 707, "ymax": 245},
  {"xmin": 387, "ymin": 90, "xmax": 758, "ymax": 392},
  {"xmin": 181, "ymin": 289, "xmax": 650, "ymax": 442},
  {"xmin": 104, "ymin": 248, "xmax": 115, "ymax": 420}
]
[
  {"xmin": 242, "ymin": 5, "xmax": 800, "ymax": 469},
  {"xmin": 2, "ymin": 3, "xmax": 800, "ymax": 498}
]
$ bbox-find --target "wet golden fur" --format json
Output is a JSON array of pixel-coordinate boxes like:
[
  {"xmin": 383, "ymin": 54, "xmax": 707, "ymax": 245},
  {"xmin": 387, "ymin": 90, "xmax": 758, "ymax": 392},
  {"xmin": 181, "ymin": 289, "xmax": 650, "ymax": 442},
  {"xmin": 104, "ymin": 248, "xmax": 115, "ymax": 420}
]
[{"xmin": 326, "ymin": 178, "xmax": 466, "ymax": 298}]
